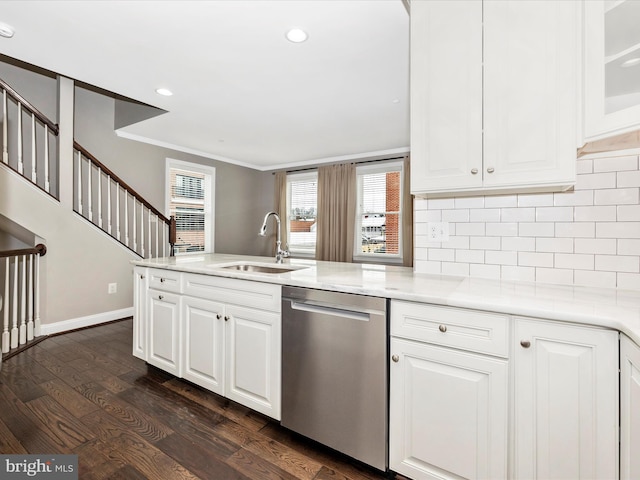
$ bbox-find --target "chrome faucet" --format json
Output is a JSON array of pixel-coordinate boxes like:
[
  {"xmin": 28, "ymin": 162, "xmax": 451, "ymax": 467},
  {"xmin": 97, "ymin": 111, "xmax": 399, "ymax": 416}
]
[{"xmin": 258, "ymin": 211, "xmax": 290, "ymax": 263}]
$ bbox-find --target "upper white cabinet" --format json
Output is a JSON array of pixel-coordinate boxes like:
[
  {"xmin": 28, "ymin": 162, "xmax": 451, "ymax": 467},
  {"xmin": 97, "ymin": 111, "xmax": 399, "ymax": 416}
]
[
  {"xmin": 513, "ymin": 318, "xmax": 618, "ymax": 480},
  {"xmin": 584, "ymin": 0, "xmax": 640, "ymax": 141},
  {"xmin": 411, "ymin": 0, "xmax": 579, "ymax": 197}
]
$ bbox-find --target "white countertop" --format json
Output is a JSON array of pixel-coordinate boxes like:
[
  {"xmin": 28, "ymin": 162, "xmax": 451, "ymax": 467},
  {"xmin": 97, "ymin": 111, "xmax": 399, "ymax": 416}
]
[{"xmin": 133, "ymin": 253, "xmax": 640, "ymax": 346}]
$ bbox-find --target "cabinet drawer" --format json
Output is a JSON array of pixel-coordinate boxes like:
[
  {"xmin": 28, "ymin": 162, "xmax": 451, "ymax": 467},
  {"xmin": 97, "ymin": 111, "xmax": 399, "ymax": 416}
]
[
  {"xmin": 148, "ymin": 268, "xmax": 182, "ymax": 293},
  {"xmin": 391, "ymin": 301, "xmax": 509, "ymax": 358},
  {"xmin": 183, "ymin": 273, "xmax": 281, "ymax": 312}
]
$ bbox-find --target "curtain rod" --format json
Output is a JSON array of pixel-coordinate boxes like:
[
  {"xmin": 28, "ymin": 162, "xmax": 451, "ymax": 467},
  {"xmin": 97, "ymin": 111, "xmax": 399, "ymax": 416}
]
[{"xmin": 272, "ymin": 154, "xmax": 409, "ymax": 175}]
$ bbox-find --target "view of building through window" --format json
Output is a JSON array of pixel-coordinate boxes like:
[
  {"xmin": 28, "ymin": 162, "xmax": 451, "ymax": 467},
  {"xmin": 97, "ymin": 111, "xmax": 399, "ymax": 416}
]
[{"xmin": 169, "ymin": 168, "xmax": 206, "ymax": 253}]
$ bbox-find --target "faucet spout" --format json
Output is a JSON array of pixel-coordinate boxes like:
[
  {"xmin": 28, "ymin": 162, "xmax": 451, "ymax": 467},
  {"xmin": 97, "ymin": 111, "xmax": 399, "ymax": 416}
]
[{"xmin": 258, "ymin": 211, "xmax": 290, "ymax": 263}]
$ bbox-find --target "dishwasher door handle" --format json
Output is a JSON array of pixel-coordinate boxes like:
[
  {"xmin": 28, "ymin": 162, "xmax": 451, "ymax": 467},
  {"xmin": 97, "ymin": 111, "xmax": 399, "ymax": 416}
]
[{"xmin": 287, "ymin": 300, "xmax": 371, "ymax": 322}]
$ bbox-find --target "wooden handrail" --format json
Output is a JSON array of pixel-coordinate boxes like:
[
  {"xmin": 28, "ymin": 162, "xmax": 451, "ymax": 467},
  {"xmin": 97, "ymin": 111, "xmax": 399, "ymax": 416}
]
[
  {"xmin": 0, "ymin": 243, "xmax": 47, "ymax": 259},
  {"xmin": 73, "ymin": 141, "xmax": 171, "ymax": 226},
  {"xmin": 0, "ymin": 78, "xmax": 59, "ymax": 135}
]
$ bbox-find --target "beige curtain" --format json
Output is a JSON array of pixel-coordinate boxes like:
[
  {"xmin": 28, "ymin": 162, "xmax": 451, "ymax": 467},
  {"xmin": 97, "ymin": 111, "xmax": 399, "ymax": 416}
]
[
  {"xmin": 274, "ymin": 171, "xmax": 289, "ymax": 254},
  {"xmin": 315, "ymin": 163, "xmax": 356, "ymax": 262},
  {"xmin": 402, "ymin": 157, "xmax": 414, "ymax": 267}
]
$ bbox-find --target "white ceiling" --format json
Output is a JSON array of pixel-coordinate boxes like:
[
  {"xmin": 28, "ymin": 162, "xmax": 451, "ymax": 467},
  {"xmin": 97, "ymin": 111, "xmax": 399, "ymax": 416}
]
[{"xmin": 0, "ymin": 0, "xmax": 410, "ymax": 171}]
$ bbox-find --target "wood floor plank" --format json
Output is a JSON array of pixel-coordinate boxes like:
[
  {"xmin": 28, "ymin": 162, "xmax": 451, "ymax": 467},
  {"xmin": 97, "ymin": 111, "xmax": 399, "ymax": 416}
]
[
  {"xmin": 0, "ymin": 416, "xmax": 28, "ymax": 454},
  {"xmin": 39, "ymin": 378, "xmax": 101, "ymax": 417},
  {"xmin": 0, "ymin": 365, "xmax": 47, "ymax": 402},
  {"xmin": 75, "ymin": 438, "xmax": 126, "ymax": 480},
  {"xmin": 226, "ymin": 447, "xmax": 301, "ymax": 480}
]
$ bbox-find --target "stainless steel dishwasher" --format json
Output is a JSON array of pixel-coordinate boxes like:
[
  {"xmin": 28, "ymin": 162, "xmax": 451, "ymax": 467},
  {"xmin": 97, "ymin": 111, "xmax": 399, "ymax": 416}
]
[{"xmin": 281, "ymin": 286, "xmax": 388, "ymax": 471}]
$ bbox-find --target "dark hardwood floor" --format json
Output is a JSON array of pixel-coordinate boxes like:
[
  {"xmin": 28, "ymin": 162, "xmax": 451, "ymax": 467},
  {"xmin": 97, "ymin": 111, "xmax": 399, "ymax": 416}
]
[{"xmin": 0, "ymin": 319, "xmax": 401, "ymax": 480}]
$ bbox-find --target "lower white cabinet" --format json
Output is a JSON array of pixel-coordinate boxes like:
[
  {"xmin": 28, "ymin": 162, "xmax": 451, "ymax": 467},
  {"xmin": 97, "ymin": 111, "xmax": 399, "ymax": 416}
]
[
  {"xmin": 133, "ymin": 267, "xmax": 147, "ymax": 360},
  {"xmin": 390, "ymin": 301, "xmax": 509, "ymax": 480},
  {"xmin": 147, "ymin": 289, "xmax": 181, "ymax": 376},
  {"xmin": 621, "ymin": 334, "xmax": 640, "ymax": 480},
  {"xmin": 390, "ymin": 338, "xmax": 508, "ymax": 480},
  {"xmin": 512, "ymin": 318, "xmax": 618, "ymax": 480}
]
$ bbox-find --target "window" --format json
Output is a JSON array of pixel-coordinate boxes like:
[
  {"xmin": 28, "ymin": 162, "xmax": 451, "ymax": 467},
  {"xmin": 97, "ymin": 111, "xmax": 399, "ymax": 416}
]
[
  {"xmin": 287, "ymin": 171, "xmax": 317, "ymax": 255},
  {"xmin": 165, "ymin": 159, "xmax": 215, "ymax": 254},
  {"xmin": 354, "ymin": 162, "xmax": 403, "ymax": 262}
]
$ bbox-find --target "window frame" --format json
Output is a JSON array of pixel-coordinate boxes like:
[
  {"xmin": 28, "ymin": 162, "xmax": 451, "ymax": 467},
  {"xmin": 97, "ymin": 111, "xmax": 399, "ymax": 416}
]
[
  {"xmin": 165, "ymin": 158, "xmax": 216, "ymax": 255},
  {"xmin": 286, "ymin": 170, "xmax": 318, "ymax": 258},
  {"xmin": 353, "ymin": 161, "xmax": 404, "ymax": 264}
]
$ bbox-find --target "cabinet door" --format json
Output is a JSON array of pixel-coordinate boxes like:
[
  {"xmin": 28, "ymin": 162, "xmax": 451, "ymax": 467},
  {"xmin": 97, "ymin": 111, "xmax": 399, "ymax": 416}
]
[
  {"xmin": 389, "ymin": 338, "xmax": 508, "ymax": 480},
  {"xmin": 225, "ymin": 305, "xmax": 281, "ymax": 420},
  {"xmin": 621, "ymin": 334, "xmax": 640, "ymax": 480},
  {"xmin": 133, "ymin": 267, "xmax": 147, "ymax": 360},
  {"xmin": 585, "ymin": 0, "xmax": 640, "ymax": 140},
  {"xmin": 410, "ymin": 0, "xmax": 483, "ymax": 194},
  {"xmin": 483, "ymin": 0, "xmax": 578, "ymax": 189},
  {"xmin": 182, "ymin": 296, "xmax": 225, "ymax": 395},
  {"xmin": 513, "ymin": 318, "xmax": 618, "ymax": 480},
  {"xmin": 147, "ymin": 290, "xmax": 181, "ymax": 376}
]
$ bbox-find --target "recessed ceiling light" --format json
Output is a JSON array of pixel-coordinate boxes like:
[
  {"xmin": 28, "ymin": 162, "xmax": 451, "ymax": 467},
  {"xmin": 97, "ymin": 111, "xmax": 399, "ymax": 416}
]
[
  {"xmin": 0, "ymin": 22, "xmax": 15, "ymax": 38},
  {"xmin": 621, "ymin": 57, "xmax": 640, "ymax": 68},
  {"xmin": 155, "ymin": 88, "xmax": 173, "ymax": 96},
  {"xmin": 286, "ymin": 28, "xmax": 308, "ymax": 43}
]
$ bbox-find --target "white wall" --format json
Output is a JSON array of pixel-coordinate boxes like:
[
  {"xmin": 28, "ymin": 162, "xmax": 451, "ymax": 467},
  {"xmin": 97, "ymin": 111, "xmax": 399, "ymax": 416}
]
[{"xmin": 414, "ymin": 153, "xmax": 640, "ymax": 290}]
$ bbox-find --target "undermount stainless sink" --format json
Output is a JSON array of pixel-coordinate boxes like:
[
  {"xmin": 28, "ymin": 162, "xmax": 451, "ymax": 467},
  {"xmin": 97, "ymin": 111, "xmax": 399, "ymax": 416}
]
[{"xmin": 211, "ymin": 262, "xmax": 305, "ymax": 274}]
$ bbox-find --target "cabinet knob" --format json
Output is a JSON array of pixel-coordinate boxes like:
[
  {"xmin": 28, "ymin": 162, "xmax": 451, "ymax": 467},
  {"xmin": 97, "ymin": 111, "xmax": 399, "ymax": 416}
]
[
  {"xmin": 471, "ymin": 168, "xmax": 478, "ymax": 175},
  {"xmin": 487, "ymin": 167, "xmax": 495, "ymax": 174},
  {"xmin": 520, "ymin": 340, "xmax": 531, "ymax": 348},
  {"xmin": 216, "ymin": 314, "xmax": 222, "ymax": 320},
  {"xmin": 224, "ymin": 315, "xmax": 230, "ymax": 322},
  {"xmin": 140, "ymin": 274, "xmax": 145, "ymax": 279},
  {"xmin": 438, "ymin": 324, "xmax": 447, "ymax": 333},
  {"xmin": 392, "ymin": 355, "xmax": 399, "ymax": 363},
  {"xmin": 160, "ymin": 278, "xmax": 165, "ymax": 283},
  {"xmin": 158, "ymin": 295, "xmax": 164, "ymax": 300}
]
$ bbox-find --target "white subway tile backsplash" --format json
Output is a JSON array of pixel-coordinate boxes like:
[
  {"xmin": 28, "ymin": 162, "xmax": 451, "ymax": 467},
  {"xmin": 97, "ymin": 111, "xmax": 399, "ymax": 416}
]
[
  {"xmin": 576, "ymin": 172, "xmax": 616, "ymax": 190},
  {"xmin": 536, "ymin": 206, "xmax": 574, "ymax": 222},
  {"xmin": 575, "ymin": 238, "xmax": 617, "ymax": 255},
  {"xmin": 536, "ymin": 237, "xmax": 574, "ymax": 253},
  {"xmin": 412, "ymin": 153, "xmax": 640, "ymax": 289},
  {"xmin": 594, "ymin": 188, "xmax": 639, "ymax": 205},
  {"xmin": 593, "ymin": 155, "xmax": 638, "ymax": 172},
  {"xmin": 574, "ymin": 206, "xmax": 616, "ymax": 222},
  {"xmin": 555, "ymin": 253, "xmax": 594, "ymax": 270},
  {"xmin": 595, "ymin": 255, "xmax": 640, "ymax": 273}
]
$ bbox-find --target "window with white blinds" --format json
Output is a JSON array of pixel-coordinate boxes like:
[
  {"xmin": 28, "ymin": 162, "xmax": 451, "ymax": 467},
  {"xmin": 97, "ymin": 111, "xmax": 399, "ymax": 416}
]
[
  {"xmin": 166, "ymin": 159, "xmax": 215, "ymax": 254},
  {"xmin": 355, "ymin": 162, "xmax": 403, "ymax": 260},
  {"xmin": 287, "ymin": 171, "xmax": 318, "ymax": 254}
]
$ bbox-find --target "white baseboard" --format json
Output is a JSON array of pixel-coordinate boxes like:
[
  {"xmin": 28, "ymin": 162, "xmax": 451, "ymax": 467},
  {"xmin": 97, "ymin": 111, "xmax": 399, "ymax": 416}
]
[{"xmin": 40, "ymin": 307, "xmax": 133, "ymax": 336}]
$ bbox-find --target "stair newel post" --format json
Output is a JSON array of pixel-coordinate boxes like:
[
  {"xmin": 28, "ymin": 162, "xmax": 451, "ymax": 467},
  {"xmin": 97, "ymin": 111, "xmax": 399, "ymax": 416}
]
[
  {"xmin": 19, "ymin": 255, "xmax": 26, "ymax": 345},
  {"xmin": 10, "ymin": 257, "xmax": 18, "ymax": 349},
  {"xmin": 2, "ymin": 257, "xmax": 9, "ymax": 353},
  {"xmin": 34, "ymin": 244, "xmax": 45, "ymax": 338},
  {"xmin": 2, "ymin": 89, "xmax": 8, "ymax": 164},
  {"xmin": 44, "ymin": 124, "xmax": 50, "ymax": 193},
  {"xmin": 97, "ymin": 166, "xmax": 103, "ymax": 228},
  {"xmin": 26, "ymin": 253, "xmax": 34, "ymax": 341},
  {"xmin": 169, "ymin": 215, "xmax": 177, "ymax": 257},
  {"xmin": 30, "ymin": 113, "xmax": 36, "ymax": 184},
  {"xmin": 17, "ymin": 102, "xmax": 23, "ymax": 175}
]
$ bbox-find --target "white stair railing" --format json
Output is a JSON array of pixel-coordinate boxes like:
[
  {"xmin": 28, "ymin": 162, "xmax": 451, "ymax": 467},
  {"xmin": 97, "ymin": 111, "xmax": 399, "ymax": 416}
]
[
  {"xmin": 0, "ymin": 244, "xmax": 46, "ymax": 354},
  {"xmin": 0, "ymin": 78, "xmax": 59, "ymax": 199},
  {"xmin": 73, "ymin": 142, "xmax": 175, "ymax": 258}
]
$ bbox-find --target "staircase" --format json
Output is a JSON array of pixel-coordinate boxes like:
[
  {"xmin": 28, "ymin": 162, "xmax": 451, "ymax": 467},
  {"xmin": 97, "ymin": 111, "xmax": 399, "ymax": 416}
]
[{"xmin": 0, "ymin": 76, "xmax": 175, "ymax": 357}]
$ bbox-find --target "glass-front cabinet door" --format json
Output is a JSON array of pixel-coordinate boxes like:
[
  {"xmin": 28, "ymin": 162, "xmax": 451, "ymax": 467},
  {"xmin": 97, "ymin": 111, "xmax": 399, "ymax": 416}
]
[{"xmin": 585, "ymin": 0, "xmax": 640, "ymax": 141}]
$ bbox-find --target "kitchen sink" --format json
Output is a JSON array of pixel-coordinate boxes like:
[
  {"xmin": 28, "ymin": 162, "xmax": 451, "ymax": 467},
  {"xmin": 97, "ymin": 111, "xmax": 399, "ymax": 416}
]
[{"xmin": 211, "ymin": 262, "xmax": 306, "ymax": 274}]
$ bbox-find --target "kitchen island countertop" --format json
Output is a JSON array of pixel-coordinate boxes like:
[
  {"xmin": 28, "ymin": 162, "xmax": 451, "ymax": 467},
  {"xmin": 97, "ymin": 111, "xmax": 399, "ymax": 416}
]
[{"xmin": 133, "ymin": 253, "xmax": 640, "ymax": 346}]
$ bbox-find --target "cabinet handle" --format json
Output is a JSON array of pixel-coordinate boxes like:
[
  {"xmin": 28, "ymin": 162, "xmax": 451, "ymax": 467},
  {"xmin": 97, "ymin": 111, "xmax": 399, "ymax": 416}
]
[
  {"xmin": 392, "ymin": 355, "xmax": 399, "ymax": 363},
  {"xmin": 158, "ymin": 295, "xmax": 164, "ymax": 300},
  {"xmin": 216, "ymin": 314, "xmax": 222, "ymax": 320},
  {"xmin": 520, "ymin": 340, "xmax": 531, "ymax": 348},
  {"xmin": 438, "ymin": 324, "xmax": 447, "ymax": 333},
  {"xmin": 160, "ymin": 278, "xmax": 165, "ymax": 283},
  {"xmin": 487, "ymin": 167, "xmax": 495, "ymax": 174},
  {"xmin": 471, "ymin": 168, "xmax": 478, "ymax": 175},
  {"xmin": 224, "ymin": 315, "xmax": 230, "ymax": 322}
]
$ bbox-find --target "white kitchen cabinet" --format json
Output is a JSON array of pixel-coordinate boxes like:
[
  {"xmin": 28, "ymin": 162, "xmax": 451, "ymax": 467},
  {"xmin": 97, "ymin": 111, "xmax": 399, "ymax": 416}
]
[
  {"xmin": 182, "ymin": 295, "xmax": 225, "ymax": 395},
  {"xmin": 584, "ymin": 0, "xmax": 640, "ymax": 141},
  {"xmin": 225, "ymin": 304, "xmax": 281, "ymax": 418},
  {"xmin": 410, "ymin": 0, "xmax": 578, "ymax": 197},
  {"xmin": 621, "ymin": 334, "xmax": 640, "ymax": 480},
  {"xmin": 147, "ymin": 289, "xmax": 181, "ymax": 376},
  {"xmin": 132, "ymin": 266, "xmax": 147, "ymax": 360},
  {"xmin": 389, "ymin": 301, "xmax": 508, "ymax": 480},
  {"xmin": 513, "ymin": 318, "xmax": 618, "ymax": 480}
]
